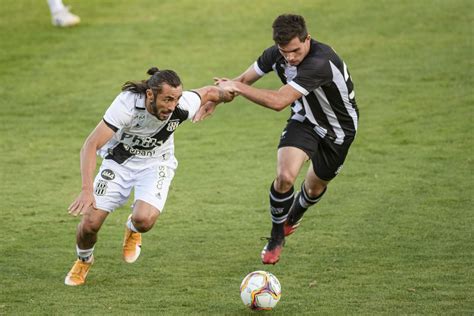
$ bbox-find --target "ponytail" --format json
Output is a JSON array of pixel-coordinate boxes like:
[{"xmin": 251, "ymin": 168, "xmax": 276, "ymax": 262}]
[
  {"xmin": 146, "ymin": 67, "xmax": 160, "ymax": 76},
  {"xmin": 122, "ymin": 66, "xmax": 182, "ymax": 95}
]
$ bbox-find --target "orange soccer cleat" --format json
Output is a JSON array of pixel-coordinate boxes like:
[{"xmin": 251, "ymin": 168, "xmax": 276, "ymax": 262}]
[
  {"xmin": 64, "ymin": 256, "xmax": 94, "ymax": 286},
  {"xmin": 123, "ymin": 217, "xmax": 142, "ymax": 263}
]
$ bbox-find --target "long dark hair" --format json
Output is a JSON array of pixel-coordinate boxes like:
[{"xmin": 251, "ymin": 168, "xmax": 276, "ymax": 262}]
[{"xmin": 122, "ymin": 67, "xmax": 182, "ymax": 97}]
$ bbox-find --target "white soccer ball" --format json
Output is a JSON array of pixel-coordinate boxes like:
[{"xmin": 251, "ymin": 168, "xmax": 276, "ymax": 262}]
[{"xmin": 240, "ymin": 270, "xmax": 281, "ymax": 310}]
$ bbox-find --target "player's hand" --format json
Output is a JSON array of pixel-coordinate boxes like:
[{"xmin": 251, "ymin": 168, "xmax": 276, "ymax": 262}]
[
  {"xmin": 219, "ymin": 88, "xmax": 235, "ymax": 103},
  {"xmin": 216, "ymin": 79, "xmax": 239, "ymax": 94},
  {"xmin": 68, "ymin": 190, "xmax": 96, "ymax": 216},
  {"xmin": 193, "ymin": 101, "xmax": 218, "ymax": 122},
  {"xmin": 213, "ymin": 77, "xmax": 230, "ymax": 85},
  {"xmin": 214, "ymin": 77, "xmax": 240, "ymax": 96}
]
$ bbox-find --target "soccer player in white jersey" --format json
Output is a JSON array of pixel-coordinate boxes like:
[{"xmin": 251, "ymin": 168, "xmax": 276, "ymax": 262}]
[
  {"xmin": 196, "ymin": 14, "xmax": 359, "ymax": 265},
  {"xmin": 65, "ymin": 67, "xmax": 234, "ymax": 286}
]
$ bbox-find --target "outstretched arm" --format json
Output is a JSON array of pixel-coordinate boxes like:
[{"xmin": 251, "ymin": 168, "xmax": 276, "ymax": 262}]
[
  {"xmin": 192, "ymin": 85, "xmax": 234, "ymax": 105},
  {"xmin": 218, "ymin": 81, "xmax": 303, "ymax": 112},
  {"xmin": 191, "ymin": 85, "xmax": 234, "ymax": 122},
  {"xmin": 193, "ymin": 65, "xmax": 261, "ymax": 122},
  {"xmin": 232, "ymin": 64, "xmax": 262, "ymax": 85},
  {"xmin": 68, "ymin": 121, "xmax": 115, "ymax": 216}
]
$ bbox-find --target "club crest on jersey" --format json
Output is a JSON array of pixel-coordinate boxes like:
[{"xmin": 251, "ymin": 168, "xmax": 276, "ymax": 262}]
[
  {"xmin": 95, "ymin": 180, "xmax": 108, "ymax": 196},
  {"xmin": 283, "ymin": 65, "xmax": 297, "ymax": 81},
  {"xmin": 166, "ymin": 119, "xmax": 180, "ymax": 132},
  {"xmin": 101, "ymin": 169, "xmax": 115, "ymax": 180}
]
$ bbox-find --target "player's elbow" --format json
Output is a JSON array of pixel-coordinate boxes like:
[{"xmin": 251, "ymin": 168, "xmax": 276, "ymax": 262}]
[
  {"xmin": 80, "ymin": 141, "xmax": 93, "ymax": 157},
  {"xmin": 81, "ymin": 136, "xmax": 100, "ymax": 155},
  {"xmin": 271, "ymin": 101, "xmax": 289, "ymax": 112}
]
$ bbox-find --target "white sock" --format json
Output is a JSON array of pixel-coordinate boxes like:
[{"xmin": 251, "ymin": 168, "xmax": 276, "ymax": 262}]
[
  {"xmin": 127, "ymin": 217, "xmax": 140, "ymax": 233},
  {"xmin": 76, "ymin": 245, "xmax": 94, "ymax": 262},
  {"xmin": 47, "ymin": 0, "xmax": 66, "ymax": 14}
]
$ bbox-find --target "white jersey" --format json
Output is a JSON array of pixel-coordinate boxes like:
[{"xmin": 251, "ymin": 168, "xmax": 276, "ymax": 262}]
[{"xmin": 98, "ymin": 90, "xmax": 201, "ymax": 168}]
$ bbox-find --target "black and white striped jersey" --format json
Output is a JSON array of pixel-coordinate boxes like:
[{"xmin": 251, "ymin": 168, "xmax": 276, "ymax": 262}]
[
  {"xmin": 99, "ymin": 90, "xmax": 201, "ymax": 166},
  {"xmin": 255, "ymin": 39, "xmax": 358, "ymax": 144}
]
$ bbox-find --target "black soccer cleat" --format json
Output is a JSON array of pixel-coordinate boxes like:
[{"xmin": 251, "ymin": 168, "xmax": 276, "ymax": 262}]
[{"xmin": 284, "ymin": 202, "xmax": 305, "ymax": 237}]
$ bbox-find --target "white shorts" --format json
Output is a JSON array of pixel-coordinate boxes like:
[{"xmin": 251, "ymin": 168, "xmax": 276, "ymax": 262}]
[{"xmin": 93, "ymin": 159, "xmax": 175, "ymax": 213}]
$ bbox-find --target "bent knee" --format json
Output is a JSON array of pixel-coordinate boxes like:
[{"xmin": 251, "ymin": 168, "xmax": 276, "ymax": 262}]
[
  {"xmin": 304, "ymin": 182, "xmax": 327, "ymax": 198},
  {"xmin": 79, "ymin": 218, "xmax": 102, "ymax": 235},
  {"xmin": 132, "ymin": 213, "xmax": 158, "ymax": 232},
  {"xmin": 275, "ymin": 173, "xmax": 297, "ymax": 192}
]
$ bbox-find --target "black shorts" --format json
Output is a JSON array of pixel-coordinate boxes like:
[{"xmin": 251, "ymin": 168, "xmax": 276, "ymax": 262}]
[{"xmin": 278, "ymin": 120, "xmax": 354, "ymax": 181}]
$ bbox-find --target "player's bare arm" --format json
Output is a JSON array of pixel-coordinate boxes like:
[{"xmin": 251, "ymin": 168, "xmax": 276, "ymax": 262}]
[
  {"xmin": 232, "ymin": 65, "xmax": 262, "ymax": 85},
  {"xmin": 218, "ymin": 81, "xmax": 303, "ymax": 112},
  {"xmin": 68, "ymin": 121, "xmax": 115, "ymax": 216},
  {"xmin": 193, "ymin": 85, "xmax": 234, "ymax": 104},
  {"xmin": 212, "ymin": 65, "xmax": 262, "ymax": 92},
  {"xmin": 191, "ymin": 86, "xmax": 234, "ymax": 122},
  {"xmin": 193, "ymin": 66, "xmax": 260, "ymax": 122}
]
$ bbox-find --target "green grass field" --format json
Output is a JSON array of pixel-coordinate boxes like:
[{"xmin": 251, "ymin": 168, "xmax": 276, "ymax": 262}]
[{"xmin": 0, "ymin": 0, "xmax": 472, "ymax": 314}]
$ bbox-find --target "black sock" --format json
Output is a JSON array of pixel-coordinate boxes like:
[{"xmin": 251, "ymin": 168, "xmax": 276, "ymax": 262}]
[
  {"xmin": 288, "ymin": 182, "xmax": 327, "ymax": 224},
  {"xmin": 269, "ymin": 182, "xmax": 294, "ymax": 239}
]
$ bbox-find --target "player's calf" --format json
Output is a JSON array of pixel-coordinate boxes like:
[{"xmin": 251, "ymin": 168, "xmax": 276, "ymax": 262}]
[
  {"xmin": 284, "ymin": 183, "xmax": 327, "ymax": 237},
  {"xmin": 262, "ymin": 183, "xmax": 294, "ymax": 264}
]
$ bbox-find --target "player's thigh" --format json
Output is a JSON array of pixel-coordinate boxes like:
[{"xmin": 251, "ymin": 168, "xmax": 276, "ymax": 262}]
[
  {"xmin": 277, "ymin": 120, "xmax": 319, "ymax": 182},
  {"xmin": 134, "ymin": 164, "xmax": 175, "ymax": 214},
  {"xmin": 277, "ymin": 146, "xmax": 308, "ymax": 182},
  {"xmin": 311, "ymin": 138, "xmax": 354, "ymax": 182},
  {"xmin": 80, "ymin": 207, "xmax": 110, "ymax": 232},
  {"xmin": 93, "ymin": 160, "xmax": 133, "ymax": 212}
]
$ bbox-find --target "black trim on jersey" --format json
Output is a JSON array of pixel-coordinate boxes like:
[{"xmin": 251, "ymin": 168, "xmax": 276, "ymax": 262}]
[
  {"xmin": 105, "ymin": 144, "xmax": 132, "ymax": 164},
  {"xmin": 134, "ymin": 94, "xmax": 146, "ymax": 109},
  {"xmin": 103, "ymin": 118, "xmax": 118, "ymax": 132},
  {"xmin": 189, "ymin": 90, "xmax": 202, "ymax": 101},
  {"xmin": 105, "ymin": 107, "xmax": 190, "ymax": 164}
]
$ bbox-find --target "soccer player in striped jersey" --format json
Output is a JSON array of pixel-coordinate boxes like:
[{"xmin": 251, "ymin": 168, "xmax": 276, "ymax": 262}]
[
  {"xmin": 198, "ymin": 14, "xmax": 359, "ymax": 264},
  {"xmin": 64, "ymin": 67, "xmax": 234, "ymax": 286}
]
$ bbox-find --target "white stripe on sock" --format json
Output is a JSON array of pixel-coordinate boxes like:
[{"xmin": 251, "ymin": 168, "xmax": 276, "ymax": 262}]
[
  {"xmin": 271, "ymin": 214, "xmax": 288, "ymax": 224},
  {"xmin": 76, "ymin": 245, "xmax": 94, "ymax": 260},
  {"xmin": 127, "ymin": 216, "xmax": 140, "ymax": 233}
]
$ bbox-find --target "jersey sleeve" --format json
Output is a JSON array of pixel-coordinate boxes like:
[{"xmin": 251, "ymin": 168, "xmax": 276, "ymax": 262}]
[
  {"xmin": 103, "ymin": 92, "xmax": 134, "ymax": 132},
  {"xmin": 178, "ymin": 90, "xmax": 202, "ymax": 120},
  {"xmin": 288, "ymin": 58, "xmax": 332, "ymax": 95},
  {"xmin": 255, "ymin": 46, "xmax": 280, "ymax": 76}
]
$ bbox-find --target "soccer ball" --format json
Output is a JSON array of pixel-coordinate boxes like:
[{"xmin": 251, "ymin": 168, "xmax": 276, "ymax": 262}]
[{"xmin": 240, "ymin": 271, "xmax": 281, "ymax": 310}]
